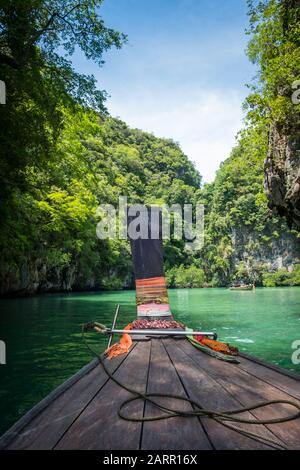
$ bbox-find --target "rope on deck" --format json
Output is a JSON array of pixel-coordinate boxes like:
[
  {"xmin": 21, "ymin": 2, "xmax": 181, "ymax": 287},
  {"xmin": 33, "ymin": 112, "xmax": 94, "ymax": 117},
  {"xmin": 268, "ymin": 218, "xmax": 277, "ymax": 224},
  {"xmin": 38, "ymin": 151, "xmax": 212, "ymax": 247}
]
[{"xmin": 82, "ymin": 327, "xmax": 300, "ymax": 450}]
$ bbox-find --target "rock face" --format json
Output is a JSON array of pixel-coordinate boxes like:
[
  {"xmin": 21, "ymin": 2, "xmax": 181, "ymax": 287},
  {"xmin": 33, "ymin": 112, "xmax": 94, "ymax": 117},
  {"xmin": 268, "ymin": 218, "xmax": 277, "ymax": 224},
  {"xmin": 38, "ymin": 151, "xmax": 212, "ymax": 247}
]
[
  {"xmin": 0, "ymin": 260, "xmax": 79, "ymax": 296},
  {"xmin": 264, "ymin": 124, "xmax": 300, "ymax": 230},
  {"xmin": 0, "ymin": 259, "xmax": 132, "ymax": 296},
  {"xmin": 232, "ymin": 226, "xmax": 300, "ymax": 274}
]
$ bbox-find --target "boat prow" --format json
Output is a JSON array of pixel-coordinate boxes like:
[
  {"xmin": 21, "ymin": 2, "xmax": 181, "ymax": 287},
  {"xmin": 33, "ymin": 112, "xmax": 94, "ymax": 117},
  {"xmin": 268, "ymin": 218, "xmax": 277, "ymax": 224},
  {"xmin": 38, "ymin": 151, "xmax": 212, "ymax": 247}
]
[{"xmin": 1, "ymin": 336, "xmax": 300, "ymax": 450}]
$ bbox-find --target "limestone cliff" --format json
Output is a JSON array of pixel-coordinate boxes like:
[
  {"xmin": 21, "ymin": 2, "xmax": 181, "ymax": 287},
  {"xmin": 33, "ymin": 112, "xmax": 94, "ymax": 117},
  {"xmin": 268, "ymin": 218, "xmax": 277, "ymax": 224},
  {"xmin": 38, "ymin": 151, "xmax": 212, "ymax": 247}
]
[
  {"xmin": 231, "ymin": 226, "xmax": 300, "ymax": 275},
  {"xmin": 264, "ymin": 124, "xmax": 300, "ymax": 229}
]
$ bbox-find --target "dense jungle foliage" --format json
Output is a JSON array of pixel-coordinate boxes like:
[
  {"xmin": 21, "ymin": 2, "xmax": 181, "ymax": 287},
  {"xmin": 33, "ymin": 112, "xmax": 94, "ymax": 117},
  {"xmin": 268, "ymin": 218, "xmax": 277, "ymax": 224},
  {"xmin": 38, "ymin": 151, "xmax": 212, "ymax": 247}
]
[{"xmin": 0, "ymin": 0, "xmax": 299, "ymax": 294}]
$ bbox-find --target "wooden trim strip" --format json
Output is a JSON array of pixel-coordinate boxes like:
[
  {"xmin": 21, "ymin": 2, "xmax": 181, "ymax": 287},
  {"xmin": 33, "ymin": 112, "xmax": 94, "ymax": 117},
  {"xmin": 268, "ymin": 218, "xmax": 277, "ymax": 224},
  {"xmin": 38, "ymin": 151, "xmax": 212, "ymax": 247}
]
[
  {"xmin": 0, "ymin": 358, "xmax": 99, "ymax": 449},
  {"xmin": 0, "ymin": 344, "xmax": 137, "ymax": 450},
  {"xmin": 239, "ymin": 352, "xmax": 300, "ymax": 381}
]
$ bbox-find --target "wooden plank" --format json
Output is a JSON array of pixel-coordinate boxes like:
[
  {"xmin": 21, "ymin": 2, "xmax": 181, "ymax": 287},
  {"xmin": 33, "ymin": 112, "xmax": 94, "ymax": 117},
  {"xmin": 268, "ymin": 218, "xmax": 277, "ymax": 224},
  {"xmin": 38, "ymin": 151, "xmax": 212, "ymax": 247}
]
[
  {"xmin": 163, "ymin": 339, "xmax": 286, "ymax": 450},
  {"xmin": 0, "ymin": 357, "xmax": 98, "ymax": 449},
  {"xmin": 240, "ymin": 352, "xmax": 300, "ymax": 381},
  {"xmin": 55, "ymin": 341, "xmax": 151, "ymax": 450},
  {"xmin": 3, "ymin": 346, "xmax": 136, "ymax": 450},
  {"xmin": 177, "ymin": 339, "xmax": 300, "ymax": 449},
  {"xmin": 141, "ymin": 339, "xmax": 212, "ymax": 450},
  {"xmin": 237, "ymin": 353, "xmax": 300, "ymax": 400}
]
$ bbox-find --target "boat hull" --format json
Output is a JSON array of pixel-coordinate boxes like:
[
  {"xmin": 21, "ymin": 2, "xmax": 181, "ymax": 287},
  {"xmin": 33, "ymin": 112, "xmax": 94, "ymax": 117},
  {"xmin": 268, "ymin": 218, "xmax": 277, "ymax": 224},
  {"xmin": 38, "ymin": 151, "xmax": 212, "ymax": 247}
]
[
  {"xmin": 1, "ymin": 337, "xmax": 299, "ymax": 450},
  {"xmin": 229, "ymin": 286, "xmax": 253, "ymax": 291}
]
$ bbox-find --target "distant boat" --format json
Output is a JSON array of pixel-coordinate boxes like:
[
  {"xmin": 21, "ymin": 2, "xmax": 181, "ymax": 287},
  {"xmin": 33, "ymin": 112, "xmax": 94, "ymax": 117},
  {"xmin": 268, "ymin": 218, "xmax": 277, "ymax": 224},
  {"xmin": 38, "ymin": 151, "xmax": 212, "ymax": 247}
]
[{"xmin": 229, "ymin": 284, "xmax": 254, "ymax": 291}]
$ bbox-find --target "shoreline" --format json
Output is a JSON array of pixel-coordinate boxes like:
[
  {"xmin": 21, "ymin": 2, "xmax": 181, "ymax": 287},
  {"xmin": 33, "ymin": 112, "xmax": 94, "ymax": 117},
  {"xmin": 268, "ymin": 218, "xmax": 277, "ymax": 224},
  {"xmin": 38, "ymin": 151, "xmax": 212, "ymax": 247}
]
[{"xmin": 1, "ymin": 285, "xmax": 299, "ymax": 300}]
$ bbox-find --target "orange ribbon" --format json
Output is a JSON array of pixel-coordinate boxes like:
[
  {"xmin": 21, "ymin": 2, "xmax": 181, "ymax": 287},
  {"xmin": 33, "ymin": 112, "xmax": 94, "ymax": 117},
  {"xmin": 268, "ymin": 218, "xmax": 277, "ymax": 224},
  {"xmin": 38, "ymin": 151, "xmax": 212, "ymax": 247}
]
[{"xmin": 106, "ymin": 323, "xmax": 133, "ymax": 359}]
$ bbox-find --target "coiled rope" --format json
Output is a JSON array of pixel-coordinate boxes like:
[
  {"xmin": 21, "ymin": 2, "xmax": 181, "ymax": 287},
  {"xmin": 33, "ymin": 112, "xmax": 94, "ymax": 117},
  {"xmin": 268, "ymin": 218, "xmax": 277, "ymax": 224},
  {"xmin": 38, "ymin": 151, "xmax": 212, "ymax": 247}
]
[{"xmin": 82, "ymin": 326, "xmax": 300, "ymax": 450}]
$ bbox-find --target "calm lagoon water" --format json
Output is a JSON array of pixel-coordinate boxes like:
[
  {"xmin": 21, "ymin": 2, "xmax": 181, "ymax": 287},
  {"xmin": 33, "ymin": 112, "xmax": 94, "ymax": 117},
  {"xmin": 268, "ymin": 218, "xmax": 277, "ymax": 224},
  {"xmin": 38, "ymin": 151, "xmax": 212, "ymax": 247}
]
[{"xmin": 0, "ymin": 287, "xmax": 299, "ymax": 435}]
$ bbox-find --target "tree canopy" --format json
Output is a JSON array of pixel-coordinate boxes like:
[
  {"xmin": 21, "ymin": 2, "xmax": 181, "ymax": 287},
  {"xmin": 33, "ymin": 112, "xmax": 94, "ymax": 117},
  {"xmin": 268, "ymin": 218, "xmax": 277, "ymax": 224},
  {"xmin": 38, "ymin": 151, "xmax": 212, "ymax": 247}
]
[
  {"xmin": 0, "ymin": 0, "xmax": 299, "ymax": 294},
  {"xmin": 0, "ymin": 0, "xmax": 126, "ymax": 194}
]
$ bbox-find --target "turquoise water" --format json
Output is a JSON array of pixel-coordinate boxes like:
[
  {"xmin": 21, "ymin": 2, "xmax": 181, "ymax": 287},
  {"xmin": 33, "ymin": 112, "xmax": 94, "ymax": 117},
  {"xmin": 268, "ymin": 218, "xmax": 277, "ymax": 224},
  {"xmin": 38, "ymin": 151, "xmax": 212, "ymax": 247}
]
[{"xmin": 0, "ymin": 287, "xmax": 300, "ymax": 435}]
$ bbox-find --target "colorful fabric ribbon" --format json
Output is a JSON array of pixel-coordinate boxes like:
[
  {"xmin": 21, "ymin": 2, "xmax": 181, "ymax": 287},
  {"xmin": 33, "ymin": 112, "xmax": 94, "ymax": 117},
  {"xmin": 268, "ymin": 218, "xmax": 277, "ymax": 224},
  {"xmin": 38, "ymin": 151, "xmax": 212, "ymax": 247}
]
[{"xmin": 106, "ymin": 323, "xmax": 133, "ymax": 360}]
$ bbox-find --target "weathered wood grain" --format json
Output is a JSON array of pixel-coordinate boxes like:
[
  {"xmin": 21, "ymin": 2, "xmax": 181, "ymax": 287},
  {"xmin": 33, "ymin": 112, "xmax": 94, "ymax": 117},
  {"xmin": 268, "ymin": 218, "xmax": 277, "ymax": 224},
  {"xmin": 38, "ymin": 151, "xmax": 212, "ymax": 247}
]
[
  {"xmin": 1, "ymin": 337, "xmax": 300, "ymax": 450},
  {"xmin": 141, "ymin": 339, "xmax": 212, "ymax": 450},
  {"xmin": 177, "ymin": 339, "xmax": 300, "ymax": 449},
  {"xmin": 237, "ymin": 353, "xmax": 300, "ymax": 400},
  {"xmin": 2, "ymin": 346, "xmax": 136, "ymax": 450},
  {"xmin": 163, "ymin": 339, "xmax": 284, "ymax": 450},
  {"xmin": 55, "ymin": 341, "xmax": 151, "ymax": 450}
]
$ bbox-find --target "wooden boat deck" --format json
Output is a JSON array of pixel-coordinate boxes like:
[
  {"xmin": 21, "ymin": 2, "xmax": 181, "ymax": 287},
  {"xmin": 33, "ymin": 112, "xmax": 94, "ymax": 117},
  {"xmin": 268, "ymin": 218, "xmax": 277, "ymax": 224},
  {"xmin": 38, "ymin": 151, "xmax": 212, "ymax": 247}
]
[{"xmin": 1, "ymin": 337, "xmax": 300, "ymax": 450}]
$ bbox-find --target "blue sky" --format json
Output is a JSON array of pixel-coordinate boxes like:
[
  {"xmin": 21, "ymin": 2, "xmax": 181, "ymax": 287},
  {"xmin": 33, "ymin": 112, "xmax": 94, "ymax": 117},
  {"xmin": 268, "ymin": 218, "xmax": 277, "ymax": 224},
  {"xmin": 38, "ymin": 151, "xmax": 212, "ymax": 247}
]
[{"xmin": 73, "ymin": 0, "xmax": 256, "ymax": 183}]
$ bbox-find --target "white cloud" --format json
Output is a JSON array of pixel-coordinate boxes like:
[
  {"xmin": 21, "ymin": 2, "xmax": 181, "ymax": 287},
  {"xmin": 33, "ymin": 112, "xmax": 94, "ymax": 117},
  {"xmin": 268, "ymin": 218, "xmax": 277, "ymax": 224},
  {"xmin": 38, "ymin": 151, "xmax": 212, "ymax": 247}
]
[{"xmin": 106, "ymin": 87, "xmax": 245, "ymax": 183}]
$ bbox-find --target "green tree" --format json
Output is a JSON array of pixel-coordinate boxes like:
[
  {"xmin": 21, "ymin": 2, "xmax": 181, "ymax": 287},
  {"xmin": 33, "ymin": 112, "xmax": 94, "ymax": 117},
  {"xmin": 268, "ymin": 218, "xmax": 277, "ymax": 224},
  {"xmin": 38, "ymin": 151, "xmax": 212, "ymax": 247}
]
[
  {"xmin": 0, "ymin": 0, "xmax": 126, "ymax": 194},
  {"xmin": 168, "ymin": 265, "xmax": 206, "ymax": 288}
]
